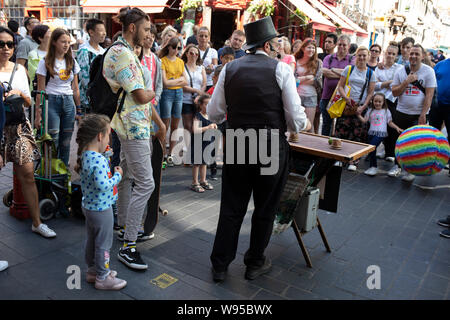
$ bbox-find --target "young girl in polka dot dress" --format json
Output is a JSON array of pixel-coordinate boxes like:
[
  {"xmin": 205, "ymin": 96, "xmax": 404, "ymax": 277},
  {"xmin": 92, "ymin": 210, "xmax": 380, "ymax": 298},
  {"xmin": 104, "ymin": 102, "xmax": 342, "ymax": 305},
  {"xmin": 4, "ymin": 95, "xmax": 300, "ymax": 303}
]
[{"xmin": 75, "ymin": 114, "xmax": 127, "ymax": 290}]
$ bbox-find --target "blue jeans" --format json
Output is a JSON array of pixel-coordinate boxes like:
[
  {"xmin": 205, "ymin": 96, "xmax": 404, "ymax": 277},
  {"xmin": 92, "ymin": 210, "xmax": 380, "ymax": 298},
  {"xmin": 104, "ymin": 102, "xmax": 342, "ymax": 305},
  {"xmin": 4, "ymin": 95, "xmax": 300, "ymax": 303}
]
[
  {"xmin": 159, "ymin": 88, "xmax": 183, "ymax": 119},
  {"xmin": 47, "ymin": 94, "xmax": 75, "ymax": 166},
  {"xmin": 367, "ymin": 135, "xmax": 385, "ymax": 168},
  {"xmin": 319, "ymin": 98, "xmax": 331, "ymax": 136}
]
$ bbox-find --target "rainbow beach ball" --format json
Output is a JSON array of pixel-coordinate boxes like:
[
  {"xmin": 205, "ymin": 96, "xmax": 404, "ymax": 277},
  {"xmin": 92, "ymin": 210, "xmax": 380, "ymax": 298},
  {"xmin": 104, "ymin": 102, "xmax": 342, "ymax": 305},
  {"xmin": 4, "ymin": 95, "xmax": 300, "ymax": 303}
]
[{"xmin": 395, "ymin": 125, "xmax": 450, "ymax": 176}]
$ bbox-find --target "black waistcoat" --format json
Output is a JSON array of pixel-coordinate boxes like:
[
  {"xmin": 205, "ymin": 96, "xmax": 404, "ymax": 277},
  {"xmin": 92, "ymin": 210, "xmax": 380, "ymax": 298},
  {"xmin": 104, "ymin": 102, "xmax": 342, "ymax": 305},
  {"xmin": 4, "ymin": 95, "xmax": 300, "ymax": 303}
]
[{"xmin": 224, "ymin": 54, "xmax": 286, "ymax": 132}]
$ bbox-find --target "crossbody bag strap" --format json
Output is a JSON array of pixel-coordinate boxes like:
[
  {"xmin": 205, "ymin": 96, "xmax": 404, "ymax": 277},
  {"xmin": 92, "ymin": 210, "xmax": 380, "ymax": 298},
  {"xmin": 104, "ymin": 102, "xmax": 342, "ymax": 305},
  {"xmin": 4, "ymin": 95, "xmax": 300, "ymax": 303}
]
[
  {"xmin": 202, "ymin": 48, "xmax": 209, "ymax": 61},
  {"xmin": 6, "ymin": 63, "xmax": 18, "ymax": 91}
]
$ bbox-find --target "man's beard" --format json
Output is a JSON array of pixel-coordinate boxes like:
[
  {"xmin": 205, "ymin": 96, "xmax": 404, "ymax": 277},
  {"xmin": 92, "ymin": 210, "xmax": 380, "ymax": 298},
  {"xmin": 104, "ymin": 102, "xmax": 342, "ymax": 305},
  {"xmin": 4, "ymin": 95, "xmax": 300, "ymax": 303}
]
[{"xmin": 133, "ymin": 32, "xmax": 142, "ymax": 47}]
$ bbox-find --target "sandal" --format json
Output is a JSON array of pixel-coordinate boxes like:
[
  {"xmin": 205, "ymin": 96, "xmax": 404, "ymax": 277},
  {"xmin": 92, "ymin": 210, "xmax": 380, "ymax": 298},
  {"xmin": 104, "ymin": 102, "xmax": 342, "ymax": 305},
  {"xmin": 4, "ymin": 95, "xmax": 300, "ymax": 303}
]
[
  {"xmin": 200, "ymin": 181, "xmax": 213, "ymax": 190},
  {"xmin": 191, "ymin": 184, "xmax": 205, "ymax": 193}
]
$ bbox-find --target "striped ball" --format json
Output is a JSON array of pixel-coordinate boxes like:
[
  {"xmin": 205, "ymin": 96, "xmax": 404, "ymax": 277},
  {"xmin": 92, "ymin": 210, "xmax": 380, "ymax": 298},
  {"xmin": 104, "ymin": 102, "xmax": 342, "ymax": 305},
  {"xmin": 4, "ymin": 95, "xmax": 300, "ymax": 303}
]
[{"xmin": 395, "ymin": 125, "xmax": 450, "ymax": 176}]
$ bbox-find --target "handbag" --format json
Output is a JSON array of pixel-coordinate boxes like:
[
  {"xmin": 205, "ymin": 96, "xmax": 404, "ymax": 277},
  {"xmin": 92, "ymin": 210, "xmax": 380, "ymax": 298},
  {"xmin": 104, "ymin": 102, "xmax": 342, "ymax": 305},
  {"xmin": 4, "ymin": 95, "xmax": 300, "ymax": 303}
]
[
  {"xmin": 3, "ymin": 63, "xmax": 26, "ymax": 126},
  {"xmin": 327, "ymin": 66, "xmax": 352, "ymax": 119}
]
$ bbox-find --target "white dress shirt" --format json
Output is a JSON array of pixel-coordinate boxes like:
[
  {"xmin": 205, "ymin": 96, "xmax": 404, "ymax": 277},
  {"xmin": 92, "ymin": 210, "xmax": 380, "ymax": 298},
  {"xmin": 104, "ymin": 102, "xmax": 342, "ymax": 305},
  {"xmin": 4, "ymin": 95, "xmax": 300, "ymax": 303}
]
[{"xmin": 207, "ymin": 50, "xmax": 308, "ymax": 133}]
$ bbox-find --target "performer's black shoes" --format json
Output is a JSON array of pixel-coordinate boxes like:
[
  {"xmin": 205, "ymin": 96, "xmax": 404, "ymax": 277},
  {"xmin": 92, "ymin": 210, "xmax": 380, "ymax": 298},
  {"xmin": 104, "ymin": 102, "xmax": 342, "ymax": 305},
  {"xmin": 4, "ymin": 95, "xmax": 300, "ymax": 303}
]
[
  {"xmin": 211, "ymin": 268, "xmax": 227, "ymax": 282},
  {"xmin": 245, "ymin": 258, "xmax": 272, "ymax": 280}
]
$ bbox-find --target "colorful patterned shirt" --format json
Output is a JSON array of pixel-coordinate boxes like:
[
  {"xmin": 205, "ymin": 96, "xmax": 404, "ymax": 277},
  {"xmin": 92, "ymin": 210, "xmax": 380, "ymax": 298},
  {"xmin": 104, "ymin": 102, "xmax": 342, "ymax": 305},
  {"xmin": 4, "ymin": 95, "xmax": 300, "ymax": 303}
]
[
  {"xmin": 80, "ymin": 151, "xmax": 122, "ymax": 212},
  {"xmin": 103, "ymin": 36, "xmax": 152, "ymax": 140},
  {"xmin": 76, "ymin": 43, "xmax": 105, "ymax": 106}
]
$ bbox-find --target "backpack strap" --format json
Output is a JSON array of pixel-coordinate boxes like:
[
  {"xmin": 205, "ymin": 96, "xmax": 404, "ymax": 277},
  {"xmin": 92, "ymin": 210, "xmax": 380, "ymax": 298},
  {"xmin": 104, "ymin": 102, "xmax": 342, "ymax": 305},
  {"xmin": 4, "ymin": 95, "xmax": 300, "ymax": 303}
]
[
  {"xmin": 358, "ymin": 68, "xmax": 373, "ymax": 104},
  {"xmin": 404, "ymin": 65, "xmax": 426, "ymax": 95}
]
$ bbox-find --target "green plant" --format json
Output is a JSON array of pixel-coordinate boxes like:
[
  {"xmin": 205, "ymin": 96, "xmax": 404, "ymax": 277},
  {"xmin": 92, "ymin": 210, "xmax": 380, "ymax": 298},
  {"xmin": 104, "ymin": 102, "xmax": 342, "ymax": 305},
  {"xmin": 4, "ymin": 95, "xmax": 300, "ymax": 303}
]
[
  {"xmin": 246, "ymin": 0, "xmax": 275, "ymax": 19},
  {"xmin": 180, "ymin": 0, "xmax": 201, "ymax": 19}
]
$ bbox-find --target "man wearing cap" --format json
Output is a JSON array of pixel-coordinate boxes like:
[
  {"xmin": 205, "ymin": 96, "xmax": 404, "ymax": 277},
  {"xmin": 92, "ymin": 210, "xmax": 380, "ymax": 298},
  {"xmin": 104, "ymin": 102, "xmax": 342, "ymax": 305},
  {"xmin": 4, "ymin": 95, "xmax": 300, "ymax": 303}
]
[{"xmin": 208, "ymin": 17, "xmax": 310, "ymax": 282}]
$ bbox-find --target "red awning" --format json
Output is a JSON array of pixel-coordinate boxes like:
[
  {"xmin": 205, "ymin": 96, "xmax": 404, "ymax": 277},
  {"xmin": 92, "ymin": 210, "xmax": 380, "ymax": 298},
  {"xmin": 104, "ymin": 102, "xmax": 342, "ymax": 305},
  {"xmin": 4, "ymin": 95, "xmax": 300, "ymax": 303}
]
[
  {"xmin": 81, "ymin": 0, "xmax": 168, "ymax": 14},
  {"xmin": 288, "ymin": 0, "xmax": 336, "ymax": 33},
  {"xmin": 307, "ymin": 0, "xmax": 354, "ymax": 35},
  {"xmin": 205, "ymin": 0, "xmax": 250, "ymax": 10},
  {"xmin": 322, "ymin": 1, "xmax": 368, "ymax": 38}
]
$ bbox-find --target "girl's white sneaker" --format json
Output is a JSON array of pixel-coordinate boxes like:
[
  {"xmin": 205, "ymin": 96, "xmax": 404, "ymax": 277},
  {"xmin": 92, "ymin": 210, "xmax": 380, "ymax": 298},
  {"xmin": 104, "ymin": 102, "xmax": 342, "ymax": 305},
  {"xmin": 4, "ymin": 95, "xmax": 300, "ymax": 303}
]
[
  {"xmin": 364, "ymin": 167, "xmax": 378, "ymax": 176},
  {"xmin": 0, "ymin": 261, "xmax": 8, "ymax": 272}
]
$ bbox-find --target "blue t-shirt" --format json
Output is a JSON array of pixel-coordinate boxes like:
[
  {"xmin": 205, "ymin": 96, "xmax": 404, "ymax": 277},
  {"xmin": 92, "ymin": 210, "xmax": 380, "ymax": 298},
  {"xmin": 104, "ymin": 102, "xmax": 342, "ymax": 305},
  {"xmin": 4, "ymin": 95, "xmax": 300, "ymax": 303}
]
[
  {"xmin": 80, "ymin": 151, "xmax": 122, "ymax": 212},
  {"xmin": 434, "ymin": 58, "xmax": 450, "ymax": 105}
]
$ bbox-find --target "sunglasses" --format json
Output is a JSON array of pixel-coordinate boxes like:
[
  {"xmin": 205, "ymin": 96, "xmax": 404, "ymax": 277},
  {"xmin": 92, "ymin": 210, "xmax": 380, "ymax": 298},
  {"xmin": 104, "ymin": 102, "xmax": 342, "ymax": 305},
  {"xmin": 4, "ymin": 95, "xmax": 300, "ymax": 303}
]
[
  {"xmin": 0, "ymin": 41, "xmax": 14, "ymax": 49},
  {"xmin": 370, "ymin": 49, "xmax": 380, "ymax": 53},
  {"xmin": 189, "ymin": 51, "xmax": 198, "ymax": 56},
  {"xmin": 171, "ymin": 45, "xmax": 182, "ymax": 50}
]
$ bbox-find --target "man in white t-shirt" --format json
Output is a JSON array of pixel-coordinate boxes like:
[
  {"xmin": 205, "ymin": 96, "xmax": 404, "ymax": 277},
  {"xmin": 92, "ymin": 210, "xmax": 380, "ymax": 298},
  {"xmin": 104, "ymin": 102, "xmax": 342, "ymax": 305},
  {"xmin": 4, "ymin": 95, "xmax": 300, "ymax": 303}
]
[{"xmin": 389, "ymin": 44, "xmax": 437, "ymax": 181}]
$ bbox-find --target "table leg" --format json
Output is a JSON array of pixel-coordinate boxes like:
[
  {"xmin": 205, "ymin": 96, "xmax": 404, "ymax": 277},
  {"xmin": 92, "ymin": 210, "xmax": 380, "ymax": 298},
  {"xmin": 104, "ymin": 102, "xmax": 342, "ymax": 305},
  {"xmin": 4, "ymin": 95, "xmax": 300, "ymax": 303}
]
[
  {"xmin": 317, "ymin": 216, "xmax": 331, "ymax": 252},
  {"xmin": 291, "ymin": 220, "xmax": 313, "ymax": 268}
]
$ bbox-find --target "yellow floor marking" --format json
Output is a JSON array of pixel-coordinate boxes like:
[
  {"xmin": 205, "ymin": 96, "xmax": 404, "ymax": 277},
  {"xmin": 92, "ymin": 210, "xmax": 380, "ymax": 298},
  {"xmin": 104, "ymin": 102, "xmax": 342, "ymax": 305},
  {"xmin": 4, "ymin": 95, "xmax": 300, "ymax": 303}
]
[{"xmin": 150, "ymin": 273, "xmax": 178, "ymax": 289}]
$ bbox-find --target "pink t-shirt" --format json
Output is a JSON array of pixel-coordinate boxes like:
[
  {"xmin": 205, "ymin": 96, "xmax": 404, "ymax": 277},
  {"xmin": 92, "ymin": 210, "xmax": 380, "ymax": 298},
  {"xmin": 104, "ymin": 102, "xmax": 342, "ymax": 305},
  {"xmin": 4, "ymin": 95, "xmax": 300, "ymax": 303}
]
[
  {"xmin": 141, "ymin": 54, "xmax": 157, "ymax": 104},
  {"xmin": 281, "ymin": 55, "xmax": 295, "ymax": 67}
]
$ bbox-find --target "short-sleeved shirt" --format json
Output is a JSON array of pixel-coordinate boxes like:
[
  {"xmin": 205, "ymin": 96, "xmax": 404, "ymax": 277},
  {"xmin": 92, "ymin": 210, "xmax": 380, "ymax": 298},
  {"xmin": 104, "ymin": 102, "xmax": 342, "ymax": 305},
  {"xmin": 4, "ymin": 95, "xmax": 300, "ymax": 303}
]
[
  {"xmin": 80, "ymin": 151, "xmax": 121, "ymax": 212},
  {"xmin": 434, "ymin": 59, "xmax": 450, "ymax": 105},
  {"xmin": 36, "ymin": 58, "xmax": 80, "ymax": 95},
  {"xmin": 161, "ymin": 56, "xmax": 185, "ymax": 90},
  {"xmin": 15, "ymin": 35, "xmax": 38, "ymax": 61},
  {"xmin": 281, "ymin": 55, "xmax": 296, "ymax": 68},
  {"xmin": 392, "ymin": 64, "xmax": 437, "ymax": 115},
  {"xmin": 321, "ymin": 53, "xmax": 354, "ymax": 99},
  {"xmin": 199, "ymin": 47, "xmax": 218, "ymax": 86},
  {"xmin": 76, "ymin": 43, "xmax": 105, "ymax": 105},
  {"xmin": 365, "ymin": 108, "xmax": 392, "ymax": 137},
  {"xmin": 0, "ymin": 64, "xmax": 31, "ymax": 99},
  {"xmin": 341, "ymin": 65, "xmax": 376, "ymax": 104},
  {"xmin": 183, "ymin": 65, "xmax": 204, "ymax": 104},
  {"xmin": 103, "ymin": 37, "xmax": 152, "ymax": 140},
  {"xmin": 374, "ymin": 63, "xmax": 402, "ymax": 103}
]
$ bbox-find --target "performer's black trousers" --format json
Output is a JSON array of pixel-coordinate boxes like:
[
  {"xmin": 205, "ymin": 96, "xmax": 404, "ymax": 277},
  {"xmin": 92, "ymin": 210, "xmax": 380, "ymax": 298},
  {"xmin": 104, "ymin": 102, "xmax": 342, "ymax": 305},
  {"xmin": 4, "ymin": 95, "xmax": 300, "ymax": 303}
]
[{"xmin": 210, "ymin": 131, "xmax": 290, "ymax": 272}]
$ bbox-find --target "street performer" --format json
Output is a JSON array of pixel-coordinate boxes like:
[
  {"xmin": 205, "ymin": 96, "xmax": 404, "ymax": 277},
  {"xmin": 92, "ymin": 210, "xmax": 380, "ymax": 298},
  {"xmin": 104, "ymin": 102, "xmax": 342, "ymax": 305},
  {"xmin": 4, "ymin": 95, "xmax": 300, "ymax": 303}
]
[{"xmin": 207, "ymin": 17, "xmax": 311, "ymax": 282}]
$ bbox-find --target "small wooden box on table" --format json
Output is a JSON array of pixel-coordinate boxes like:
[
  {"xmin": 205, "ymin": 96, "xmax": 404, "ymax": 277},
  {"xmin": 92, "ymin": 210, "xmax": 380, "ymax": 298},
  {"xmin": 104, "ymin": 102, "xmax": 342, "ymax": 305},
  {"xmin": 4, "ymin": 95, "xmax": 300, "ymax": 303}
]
[{"xmin": 287, "ymin": 132, "xmax": 375, "ymax": 267}]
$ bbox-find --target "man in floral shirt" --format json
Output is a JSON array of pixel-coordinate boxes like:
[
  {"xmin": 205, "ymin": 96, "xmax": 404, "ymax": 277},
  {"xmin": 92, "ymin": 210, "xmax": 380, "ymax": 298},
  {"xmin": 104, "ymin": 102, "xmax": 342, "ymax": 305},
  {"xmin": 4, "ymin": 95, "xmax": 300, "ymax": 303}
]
[
  {"xmin": 76, "ymin": 18, "xmax": 106, "ymax": 115},
  {"xmin": 103, "ymin": 7, "xmax": 165, "ymax": 271}
]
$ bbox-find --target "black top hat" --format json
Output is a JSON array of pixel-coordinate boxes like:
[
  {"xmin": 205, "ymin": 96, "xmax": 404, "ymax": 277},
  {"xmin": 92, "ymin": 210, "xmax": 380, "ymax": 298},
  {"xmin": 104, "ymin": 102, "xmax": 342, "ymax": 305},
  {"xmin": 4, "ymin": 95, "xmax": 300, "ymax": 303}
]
[{"xmin": 243, "ymin": 17, "xmax": 281, "ymax": 51}]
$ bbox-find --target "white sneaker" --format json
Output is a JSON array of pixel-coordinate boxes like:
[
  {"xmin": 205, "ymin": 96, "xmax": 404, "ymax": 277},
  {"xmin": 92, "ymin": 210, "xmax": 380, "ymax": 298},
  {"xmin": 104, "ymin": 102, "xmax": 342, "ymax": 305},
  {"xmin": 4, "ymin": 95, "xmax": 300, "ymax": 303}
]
[
  {"xmin": 385, "ymin": 157, "xmax": 395, "ymax": 163},
  {"xmin": 401, "ymin": 172, "xmax": 416, "ymax": 182},
  {"xmin": 376, "ymin": 143, "xmax": 385, "ymax": 159},
  {"xmin": 32, "ymin": 223, "xmax": 56, "ymax": 238},
  {"xmin": 388, "ymin": 165, "xmax": 401, "ymax": 177},
  {"xmin": 364, "ymin": 167, "xmax": 378, "ymax": 176},
  {"xmin": 347, "ymin": 164, "xmax": 357, "ymax": 171},
  {"xmin": 0, "ymin": 260, "xmax": 8, "ymax": 272}
]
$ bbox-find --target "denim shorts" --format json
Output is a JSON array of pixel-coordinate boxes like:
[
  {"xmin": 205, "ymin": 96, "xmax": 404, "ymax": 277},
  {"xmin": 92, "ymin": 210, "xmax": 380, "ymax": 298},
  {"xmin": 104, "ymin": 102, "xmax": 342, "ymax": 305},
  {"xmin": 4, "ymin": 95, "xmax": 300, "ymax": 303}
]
[{"xmin": 160, "ymin": 88, "xmax": 183, "ymax": 119}]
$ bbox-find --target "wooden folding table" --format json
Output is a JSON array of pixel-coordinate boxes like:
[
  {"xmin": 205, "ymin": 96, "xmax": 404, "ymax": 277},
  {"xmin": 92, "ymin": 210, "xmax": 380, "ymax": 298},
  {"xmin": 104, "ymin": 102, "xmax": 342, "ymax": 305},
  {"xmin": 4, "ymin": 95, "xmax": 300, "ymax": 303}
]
[{"xmin": 287, "ymin": 132, "xmax": 375, "ymax": 267}]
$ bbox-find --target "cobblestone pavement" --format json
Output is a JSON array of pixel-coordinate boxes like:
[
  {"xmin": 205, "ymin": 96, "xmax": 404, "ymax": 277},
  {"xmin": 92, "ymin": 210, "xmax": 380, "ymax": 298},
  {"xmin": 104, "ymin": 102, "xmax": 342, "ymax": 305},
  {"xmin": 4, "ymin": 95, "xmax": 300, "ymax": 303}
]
[{"xmin": 0, "ymin": 152, "xmax": 449, "ymax": 300}]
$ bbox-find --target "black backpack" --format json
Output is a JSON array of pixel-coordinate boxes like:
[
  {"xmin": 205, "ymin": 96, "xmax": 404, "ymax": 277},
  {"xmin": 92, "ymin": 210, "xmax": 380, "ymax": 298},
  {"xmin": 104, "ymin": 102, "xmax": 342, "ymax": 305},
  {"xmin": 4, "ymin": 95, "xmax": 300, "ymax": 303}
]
[{"xmin": 87, "ymin": 42, "xmax": 126, "ymax": 120}]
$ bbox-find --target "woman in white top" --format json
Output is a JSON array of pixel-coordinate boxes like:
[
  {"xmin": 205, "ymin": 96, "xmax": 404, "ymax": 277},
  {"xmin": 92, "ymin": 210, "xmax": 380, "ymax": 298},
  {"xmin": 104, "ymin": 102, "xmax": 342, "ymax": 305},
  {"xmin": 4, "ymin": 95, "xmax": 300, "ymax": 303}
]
[
  {"xmin": 374, "ymin": 42, "xmax": 402, "ymax": 164},
  {"xmin": 336, "ymin": 46, "xmax": 376, "ymax": 171},
  {"xmin": 0, "ymin": 27, "xmax": 56, "ymax": 238},
  {"xmin": 196, "ymin": 27, "xmax": 218, "ymax": 90},
  {"xmin": 181, "ymin": 44, "xmax": 207, "ymax": 134},
  {"xmin": 36, "ymin": 28, "xmax": 81, "ymax": 167},
  {"xmin": 295, "ymin": 38, "xmax": 322, "ymax": 133}
]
